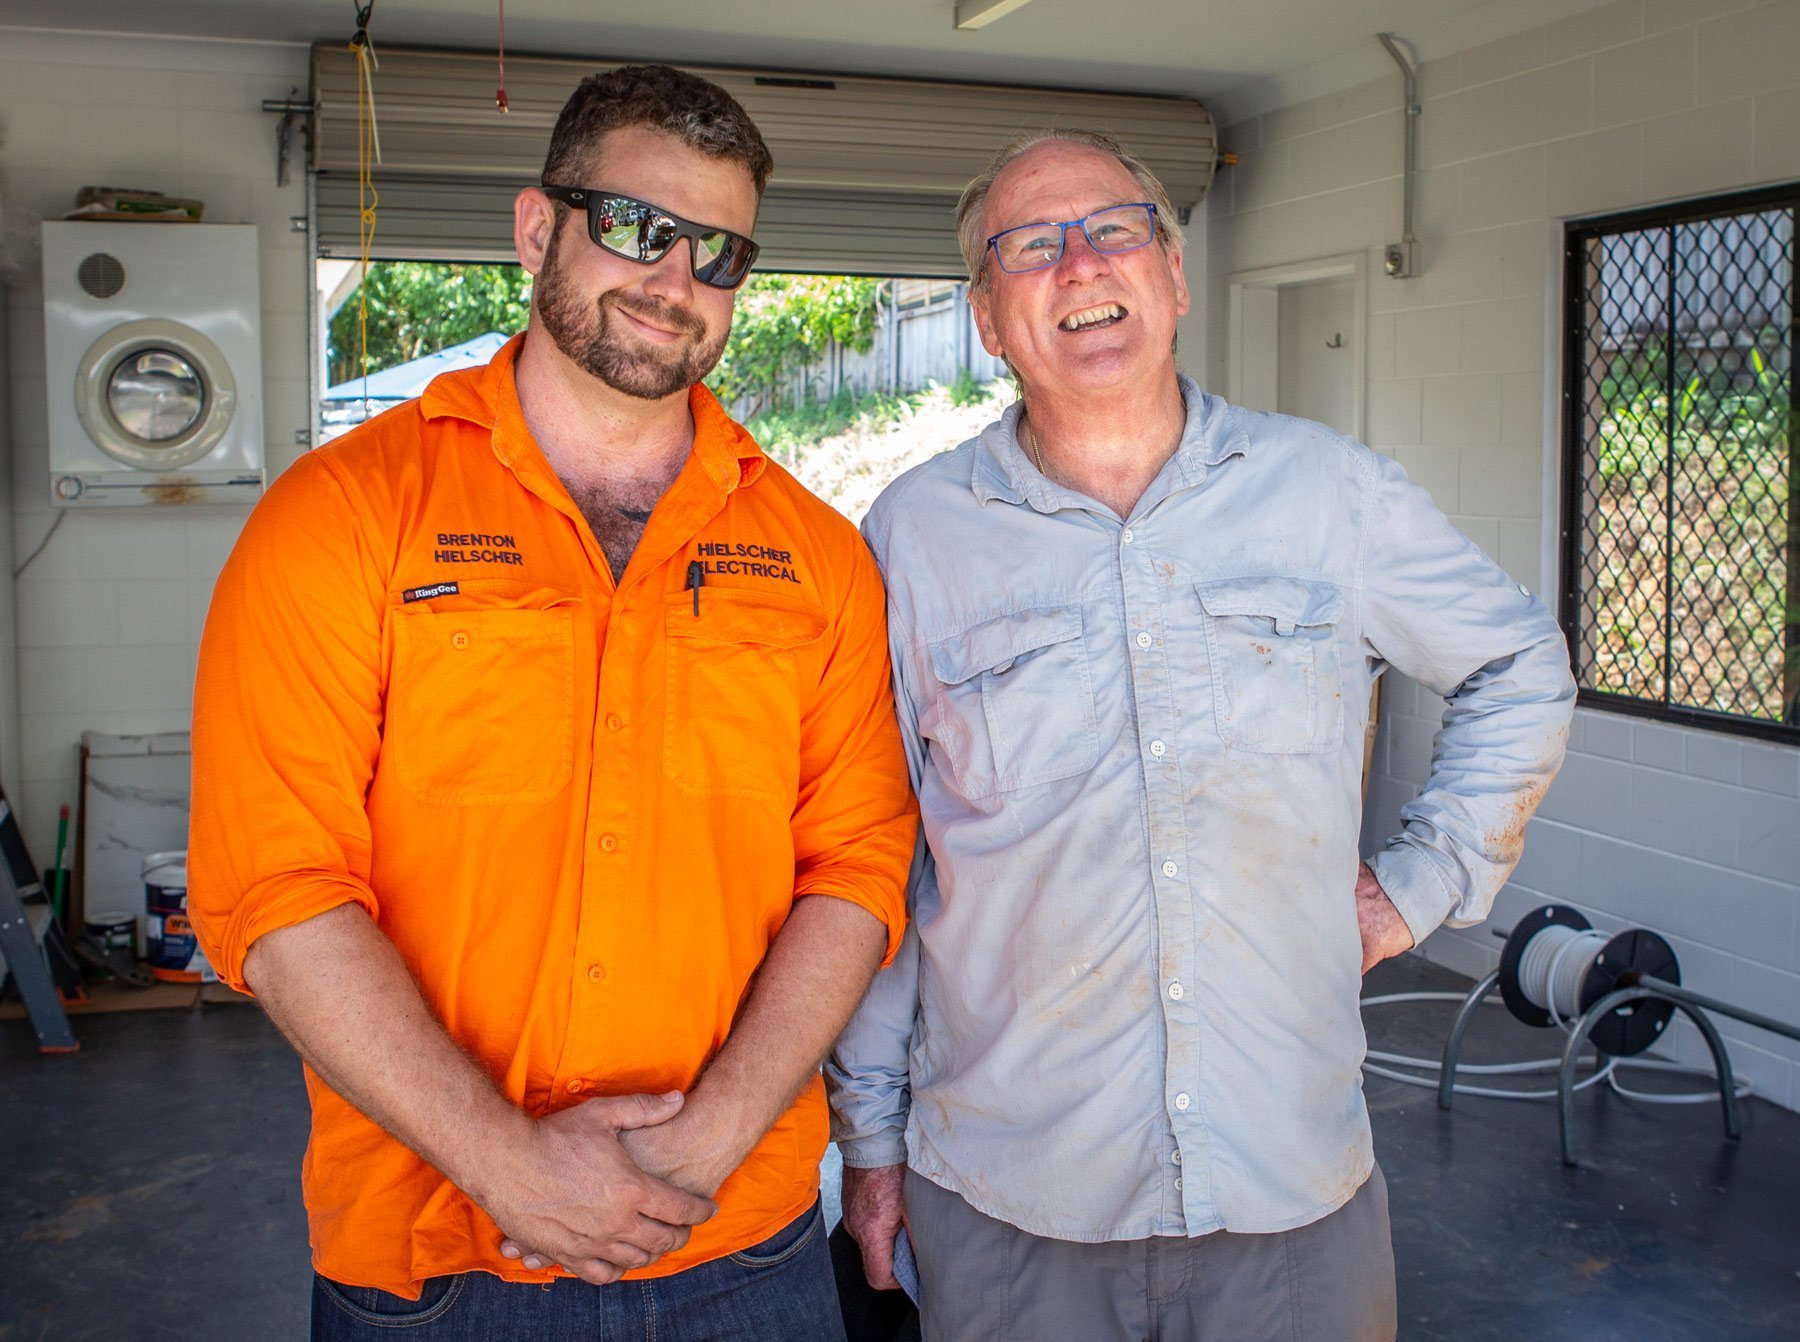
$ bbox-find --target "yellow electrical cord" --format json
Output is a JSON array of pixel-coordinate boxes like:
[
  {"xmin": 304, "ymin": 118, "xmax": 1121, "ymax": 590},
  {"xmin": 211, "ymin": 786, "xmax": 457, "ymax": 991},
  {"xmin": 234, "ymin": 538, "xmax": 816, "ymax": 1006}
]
[{"xmin": 351, "ymin": 3, "xmax": 380, "ymax": 395}]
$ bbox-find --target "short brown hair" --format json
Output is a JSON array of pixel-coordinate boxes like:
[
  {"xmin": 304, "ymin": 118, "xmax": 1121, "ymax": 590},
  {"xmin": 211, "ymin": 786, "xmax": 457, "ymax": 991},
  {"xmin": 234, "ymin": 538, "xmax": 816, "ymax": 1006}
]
[
  {"xmin": 957, "ymin": 128, "xmax": 1184, "ymax": 288},
  {"xmin": 541, "ymin": 64, "xmax": 774, "ymax": 195}
]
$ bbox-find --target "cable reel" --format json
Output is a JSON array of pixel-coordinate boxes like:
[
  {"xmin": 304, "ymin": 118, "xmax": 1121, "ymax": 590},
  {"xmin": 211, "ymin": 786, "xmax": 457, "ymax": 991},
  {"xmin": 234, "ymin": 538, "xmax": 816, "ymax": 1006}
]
[
  {"xmin": 1415, "ymin": 903, "xmax": 1800, "ymax": 1163},
  {"xmin": 1496, "ymin": 905, "xmax": 1680, "ymax": 1057}
]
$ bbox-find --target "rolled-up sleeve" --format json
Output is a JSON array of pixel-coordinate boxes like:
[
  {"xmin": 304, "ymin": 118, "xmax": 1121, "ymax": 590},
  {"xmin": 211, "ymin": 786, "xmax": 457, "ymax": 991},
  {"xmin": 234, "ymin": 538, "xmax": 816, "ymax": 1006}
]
[
  {"xmin": 825, "ymin": 707, "xmax": 928, "ymax": 1165},
  {"xmin": 825, "ymin": 506, "xmax": 930, "ymax": 1167},
  {"xmin": 791, "ymin": 535, "xmax": 916, "ymax": 966},
  {"xmin": 827, "ymin": 913, "xmax": 921, "ymax": 1168},
  {"xmin": 1359, "ymin": 451, "xmax": 1577, "ymax": 945},
  {"xmin": 188, "ymin": 455, "xmax": 386, "ymax": 992}
]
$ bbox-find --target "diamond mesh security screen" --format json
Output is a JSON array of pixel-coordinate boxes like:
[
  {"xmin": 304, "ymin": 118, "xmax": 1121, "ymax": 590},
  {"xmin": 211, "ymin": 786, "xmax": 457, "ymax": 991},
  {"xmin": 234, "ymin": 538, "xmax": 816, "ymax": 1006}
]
[{"xmin": 1561, "ymin": 186, "xmax": 1799, "ymax": 742}]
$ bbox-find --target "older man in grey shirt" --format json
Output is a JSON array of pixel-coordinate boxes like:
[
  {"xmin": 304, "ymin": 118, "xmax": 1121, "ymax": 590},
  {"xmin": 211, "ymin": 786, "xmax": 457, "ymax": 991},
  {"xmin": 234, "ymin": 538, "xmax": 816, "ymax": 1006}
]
[{"xmin": 826, "ymin": 129, "xmax": 1575, "ymax": 1341}]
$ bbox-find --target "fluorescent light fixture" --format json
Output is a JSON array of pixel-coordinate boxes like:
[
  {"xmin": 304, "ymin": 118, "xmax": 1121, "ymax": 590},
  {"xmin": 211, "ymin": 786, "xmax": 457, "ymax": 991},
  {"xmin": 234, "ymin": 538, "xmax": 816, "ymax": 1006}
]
[{"xmin": 955, "ymin": 0, "xmax": 1038, "ymax": 30}]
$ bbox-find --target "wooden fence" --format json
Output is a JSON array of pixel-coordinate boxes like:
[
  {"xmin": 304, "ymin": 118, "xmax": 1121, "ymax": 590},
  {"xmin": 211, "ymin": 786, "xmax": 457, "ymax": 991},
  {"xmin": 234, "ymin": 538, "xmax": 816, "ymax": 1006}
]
[{"xmin": 732, "ymin": 279, "xmax": 1008, "ymax": 417}]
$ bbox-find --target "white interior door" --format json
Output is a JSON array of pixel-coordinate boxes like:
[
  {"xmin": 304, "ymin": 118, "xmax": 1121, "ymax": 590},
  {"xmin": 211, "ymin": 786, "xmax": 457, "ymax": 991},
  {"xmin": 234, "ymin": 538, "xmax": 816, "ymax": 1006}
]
[
  {"xmin": 1227, "ymin": 255, "xmax": 1367, "ymax": 442},
  {"xmin": 1277, "ymin": 279, "xmax": 1357, "ymax": 436}
]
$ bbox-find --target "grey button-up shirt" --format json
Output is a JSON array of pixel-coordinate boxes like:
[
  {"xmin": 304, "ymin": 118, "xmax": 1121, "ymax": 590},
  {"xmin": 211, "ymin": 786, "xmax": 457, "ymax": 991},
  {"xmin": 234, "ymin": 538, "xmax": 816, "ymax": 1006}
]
[{"xmin": 827, "ymin": 379, "xmax": 1574, "ymax": 1241}]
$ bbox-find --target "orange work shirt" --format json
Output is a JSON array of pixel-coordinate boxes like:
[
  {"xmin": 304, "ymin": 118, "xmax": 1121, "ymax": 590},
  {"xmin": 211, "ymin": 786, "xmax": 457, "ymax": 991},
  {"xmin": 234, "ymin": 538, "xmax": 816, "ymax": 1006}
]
[{"xmin": 189, "ymin": 334, "xmax": 915, "ymax": 1296}]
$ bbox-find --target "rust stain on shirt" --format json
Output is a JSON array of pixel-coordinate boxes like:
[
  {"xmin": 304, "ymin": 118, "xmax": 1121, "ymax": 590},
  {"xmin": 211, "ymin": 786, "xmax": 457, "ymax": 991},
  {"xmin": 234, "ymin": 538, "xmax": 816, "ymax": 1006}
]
[
  {"xmin": 1308, "ymin": 1139, "xmax": 1369, "ymax": 1212},
  {"xmin": 1487, "ymin": 777, "xmax": 1548, "ymax": 863}
]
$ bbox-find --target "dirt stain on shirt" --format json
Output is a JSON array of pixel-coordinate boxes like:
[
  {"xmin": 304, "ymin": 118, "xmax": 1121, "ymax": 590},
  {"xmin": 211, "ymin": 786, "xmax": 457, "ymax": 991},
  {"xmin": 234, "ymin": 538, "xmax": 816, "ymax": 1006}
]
[{"xmin": 1487, "ymin": 776, "xmax": 1548, "ymax": 864}]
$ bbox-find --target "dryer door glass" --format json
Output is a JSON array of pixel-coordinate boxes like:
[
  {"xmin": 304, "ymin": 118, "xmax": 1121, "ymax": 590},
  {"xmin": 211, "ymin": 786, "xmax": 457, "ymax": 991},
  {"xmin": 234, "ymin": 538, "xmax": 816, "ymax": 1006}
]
[{"xmin": 106, "ymin": 349, "xmax": 205, "ymax": 444}]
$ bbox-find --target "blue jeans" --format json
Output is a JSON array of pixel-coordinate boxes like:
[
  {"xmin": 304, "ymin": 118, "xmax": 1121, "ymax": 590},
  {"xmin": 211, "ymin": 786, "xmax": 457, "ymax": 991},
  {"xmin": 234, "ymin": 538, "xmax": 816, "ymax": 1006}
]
[{"xmin": 311, "ymin": 1202, "xmax": 844, "ymax": 1342}]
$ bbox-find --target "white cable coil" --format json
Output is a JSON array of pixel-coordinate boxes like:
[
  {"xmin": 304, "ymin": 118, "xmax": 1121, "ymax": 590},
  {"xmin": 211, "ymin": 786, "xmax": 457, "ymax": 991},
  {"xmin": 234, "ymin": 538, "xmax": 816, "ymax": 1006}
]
[
  {"xmin": 1515, "ymin": 924, "xmax": 1611, "ymax": 1027},
  {"xmin": 1360, "ymin": 991, "xmax": 1755, "ymax": 1105}
]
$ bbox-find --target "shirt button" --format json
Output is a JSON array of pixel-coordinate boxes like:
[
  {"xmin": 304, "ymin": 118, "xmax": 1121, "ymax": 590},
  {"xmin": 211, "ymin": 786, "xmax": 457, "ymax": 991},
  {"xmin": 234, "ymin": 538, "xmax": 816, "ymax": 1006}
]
[
  {"xmin": 1168, "ymin": 981, "xmax": 1184, "ymax": 1001},
  {"xmin": 605, "ymin": 713, "xmax": 624, "ymax": 732},
  {"xmin": 1162, "ymin": 859, "xmax": 1179, "ymax": 878},
  {"xmin": 1149, "ymin": 739, "xmax": 1167, "ymax": 758},
  {"xmin": 1175, "ymin": 1092, "xmax": 1191, "ymax": 1112},
  {"xmin": 565, "ymin": 1079, "xmax": 586, "ymax": 1095},
  {"xmin": 599, "ymin": 834, "xmax": 618, "ymax": 852},
  {"xmin": 1175, "ymin": 1177, "xmax": 1183, "ymax": 1191},
  {"xmin": 450, "ymin": 630, "xmax": 471, "ymax": 650},
  {"xmin": 587, "ymin": 963, "xmax": 606, "ymax": 983},
  {"xmin": 1135, "ymin": 631, "xmax": 1152, "ymax": 649},
  {"xmin": 1171, "ymin": 1150, "xmax": 1183, "ymax": 1166},
  {"xmin": 1122, "ymin": 528, "xmax": 1135, "ymax": 545}
]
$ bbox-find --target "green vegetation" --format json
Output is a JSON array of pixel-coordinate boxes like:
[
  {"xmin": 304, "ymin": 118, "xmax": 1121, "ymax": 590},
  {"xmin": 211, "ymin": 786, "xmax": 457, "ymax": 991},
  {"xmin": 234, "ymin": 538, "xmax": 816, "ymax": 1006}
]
[
  {"xmin": 327, "ymin": 265, "xmax": 883, "ymax": 418},
  {"xmin": 1585, "ymin": 331, "xmax": 1797, "ymax": 721},
  {"xmin": 706, "ymin": 275, "xmax": 883, "ymax": 417},
  {"xmin": 327, "ymin": 262, "xmax": 531, "ymax": 386},
  {"xmin": 325, "ymin": 262, "xmax": 1006, "ymax": 498},
  {"xmin": 948, "ymin": 366, "xmax": 989, "ymax": 408},
  {"xmin": 1594, "ymin": 339, "xmax": 1793, "ymax": 477},
  {"xmin": 746, "ymin": 384, "xmax": 928, "ymax": 463}
]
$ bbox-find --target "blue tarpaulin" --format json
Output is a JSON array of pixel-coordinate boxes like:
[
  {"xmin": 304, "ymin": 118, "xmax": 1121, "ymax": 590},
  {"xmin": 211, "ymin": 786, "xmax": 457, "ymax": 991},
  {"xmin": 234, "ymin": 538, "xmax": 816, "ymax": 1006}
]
[{"xmin": 322, "ymin": 331, "xmax": 511, "ymax": 401}]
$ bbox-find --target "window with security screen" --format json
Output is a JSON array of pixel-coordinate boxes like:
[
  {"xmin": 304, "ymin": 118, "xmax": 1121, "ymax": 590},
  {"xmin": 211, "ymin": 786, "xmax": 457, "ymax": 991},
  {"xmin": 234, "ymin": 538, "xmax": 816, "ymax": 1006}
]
[{"xmin": 1561, "ymin": 185, "xmax": 1799, "ymax": 743}]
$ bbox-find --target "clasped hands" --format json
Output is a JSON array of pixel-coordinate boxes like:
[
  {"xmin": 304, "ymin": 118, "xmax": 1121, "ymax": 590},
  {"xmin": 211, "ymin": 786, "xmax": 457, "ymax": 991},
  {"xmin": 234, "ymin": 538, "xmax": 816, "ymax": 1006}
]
[{"xmin": 482, "ymin": 1090, "xmax": 738, "ymax": 1286}]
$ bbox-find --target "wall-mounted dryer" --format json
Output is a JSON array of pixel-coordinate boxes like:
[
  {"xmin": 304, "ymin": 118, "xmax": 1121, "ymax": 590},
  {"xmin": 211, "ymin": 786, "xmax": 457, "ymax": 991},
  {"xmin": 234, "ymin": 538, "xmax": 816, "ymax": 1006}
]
[{"xmin": 43, "ymin": 221, "xmax": 264, "ymax": 507}]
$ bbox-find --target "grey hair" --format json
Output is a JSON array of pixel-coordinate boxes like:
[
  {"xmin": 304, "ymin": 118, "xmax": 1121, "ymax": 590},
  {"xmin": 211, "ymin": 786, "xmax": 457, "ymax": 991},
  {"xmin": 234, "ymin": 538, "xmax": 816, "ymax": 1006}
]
[{"xmin": 956, "ymin": 128, "xmax": 1185, "ymax": 289}]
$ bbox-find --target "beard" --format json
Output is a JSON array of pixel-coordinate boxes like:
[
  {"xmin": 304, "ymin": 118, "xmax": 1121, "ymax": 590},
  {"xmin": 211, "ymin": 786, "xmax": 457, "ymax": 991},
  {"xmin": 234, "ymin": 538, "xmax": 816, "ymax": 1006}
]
[{"xmin": 534, "ymin": 227, "xmax": 729, "ymax": 401}]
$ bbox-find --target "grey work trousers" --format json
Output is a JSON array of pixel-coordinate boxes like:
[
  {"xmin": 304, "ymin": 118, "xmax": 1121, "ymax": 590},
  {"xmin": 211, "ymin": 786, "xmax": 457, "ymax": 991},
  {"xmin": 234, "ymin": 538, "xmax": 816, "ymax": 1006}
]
[{"xmin": 904, "ymin": 1165, "xmax": 1397, "ymax": 1342}]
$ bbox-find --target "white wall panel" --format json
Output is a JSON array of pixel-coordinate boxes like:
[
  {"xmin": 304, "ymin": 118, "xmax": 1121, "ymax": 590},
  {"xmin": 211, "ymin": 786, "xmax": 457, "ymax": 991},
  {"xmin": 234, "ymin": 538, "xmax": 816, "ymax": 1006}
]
[
  {"xmin": 1593, "ymin": 30, "xmax": 1697, "ymax": 127},
  {"xmin": 1209, "ymin": 0, "xmax": 1800, "ymax": 1112},
  {"xmin": 1, "ymin": 31, "xmax": 309, "ymax": 864}
]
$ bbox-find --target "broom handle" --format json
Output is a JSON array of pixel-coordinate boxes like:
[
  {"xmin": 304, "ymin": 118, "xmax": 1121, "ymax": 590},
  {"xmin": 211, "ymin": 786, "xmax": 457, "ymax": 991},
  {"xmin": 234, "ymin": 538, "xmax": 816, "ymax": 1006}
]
[{"xmin": 50, "ymin": 804, "xmax": 70, "ymax": 925}]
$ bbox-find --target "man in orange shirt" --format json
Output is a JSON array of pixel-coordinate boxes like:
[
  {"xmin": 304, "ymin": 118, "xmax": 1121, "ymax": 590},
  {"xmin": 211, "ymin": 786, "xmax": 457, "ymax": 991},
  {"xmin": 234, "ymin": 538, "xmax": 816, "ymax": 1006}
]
[{"xmin": 190, "ymin": 65, "xmax": 914, "ymax": 1340}]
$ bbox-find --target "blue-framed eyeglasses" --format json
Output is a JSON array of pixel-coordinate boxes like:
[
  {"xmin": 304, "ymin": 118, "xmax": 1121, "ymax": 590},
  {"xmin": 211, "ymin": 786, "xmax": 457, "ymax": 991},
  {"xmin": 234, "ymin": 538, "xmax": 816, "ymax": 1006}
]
[{"xmin": 986, "ymin": 202, "xmax": 1159, "ymax": 274}]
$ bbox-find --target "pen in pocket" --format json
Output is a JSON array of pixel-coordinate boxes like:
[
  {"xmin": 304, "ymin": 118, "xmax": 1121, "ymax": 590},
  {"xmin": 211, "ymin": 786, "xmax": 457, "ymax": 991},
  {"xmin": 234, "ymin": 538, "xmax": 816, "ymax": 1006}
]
[{"xmin": 686, "ymin": 560, "xmax": 705, "ymax": 616}]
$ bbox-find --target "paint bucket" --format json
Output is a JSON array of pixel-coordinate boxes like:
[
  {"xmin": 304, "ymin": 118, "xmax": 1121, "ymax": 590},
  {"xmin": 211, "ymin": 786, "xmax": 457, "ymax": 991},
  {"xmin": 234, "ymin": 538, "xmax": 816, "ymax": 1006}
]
[
  {"xmin": 143, "ymin": 851, "xmax": 212, "ymax": 983},
  {"xmin": 84, "ymin": 910, "xmax": 139, "ymax": 957}
]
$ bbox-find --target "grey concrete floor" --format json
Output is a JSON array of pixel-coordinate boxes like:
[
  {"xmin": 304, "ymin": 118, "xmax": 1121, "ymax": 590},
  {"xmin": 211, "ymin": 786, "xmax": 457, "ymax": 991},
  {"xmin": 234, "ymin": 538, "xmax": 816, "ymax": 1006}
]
[
  {"xmin": 2, "ymin": 954, "xmax": 1797, "ymax": 1340},
  {"xmin": 1, "ymin": 997, "xmax": 311, "ymax": 1340},
  {"xmin": 1366, "ymin": 957, "xmax": 1800, "ymax": 1341}
]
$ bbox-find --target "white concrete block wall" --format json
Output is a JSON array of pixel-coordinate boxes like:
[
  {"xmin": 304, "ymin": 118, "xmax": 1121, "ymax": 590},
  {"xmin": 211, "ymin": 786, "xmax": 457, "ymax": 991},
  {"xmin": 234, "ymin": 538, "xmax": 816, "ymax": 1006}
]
[
  {"xmin": 0, "ymin": 288, "xmax": 19, "ymax": 809},
  {"xmin": 1, "ymin": 30, "xmax": 310, "ymax": 865},
  {"xmin": 1211, "ymin": 0, "xmax": 1800, "ymax": 1109}
]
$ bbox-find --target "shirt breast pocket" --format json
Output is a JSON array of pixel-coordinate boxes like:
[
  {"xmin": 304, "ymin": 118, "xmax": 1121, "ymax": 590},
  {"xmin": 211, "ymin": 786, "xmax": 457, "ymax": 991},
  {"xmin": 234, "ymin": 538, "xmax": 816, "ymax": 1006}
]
[
  {"xmin": 922, "ymin": 605, "xmax": 1099, "ymax": 800},
  {"xmin": 389, "ymin": 603, "xmax": 577, "ymax": 805},
  {"xmin": 1196, "ymin": 576, "xmax": 1346, "ymax": 754},
  {"xmin": 663, "ymin": 589, "xmax": 827, "ymax": 804}
]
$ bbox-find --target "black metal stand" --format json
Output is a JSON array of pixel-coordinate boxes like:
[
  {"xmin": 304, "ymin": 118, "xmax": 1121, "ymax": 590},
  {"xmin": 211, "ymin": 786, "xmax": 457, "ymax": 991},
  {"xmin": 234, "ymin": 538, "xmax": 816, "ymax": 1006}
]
[
  {"xmin": 1556, "ymin": 983, "xmax": 1739, "ymax": 1165},
  {"xmin": 1435, "ymin": 955, "xmax": 1800, "ymax": 1166},
  {"xmin": 1436, "ymin": 968, "xmax": 1500, "ymax": 1111},
  {"xmin": 0, "ymin": 794, "xmax": 78, "ymax": 1054}
]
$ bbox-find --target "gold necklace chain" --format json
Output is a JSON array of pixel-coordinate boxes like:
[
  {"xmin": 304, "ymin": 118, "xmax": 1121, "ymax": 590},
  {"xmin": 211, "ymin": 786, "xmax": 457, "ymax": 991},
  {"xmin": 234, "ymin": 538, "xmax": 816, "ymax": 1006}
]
[{"xmin": 1023, "ymin": 418, "xmax": 1046, "ymax": 475}]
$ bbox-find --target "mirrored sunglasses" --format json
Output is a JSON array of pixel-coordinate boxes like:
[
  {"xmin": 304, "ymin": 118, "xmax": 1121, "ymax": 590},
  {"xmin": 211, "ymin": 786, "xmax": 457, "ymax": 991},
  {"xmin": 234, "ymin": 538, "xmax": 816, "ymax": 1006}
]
[
  {"xmin": 541, "ymin": 186, "xmax": 761, "ymax": 290},
  {"xmin": 987, "ymin": 202, "xmax": 1159, "ymax": 275}
]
